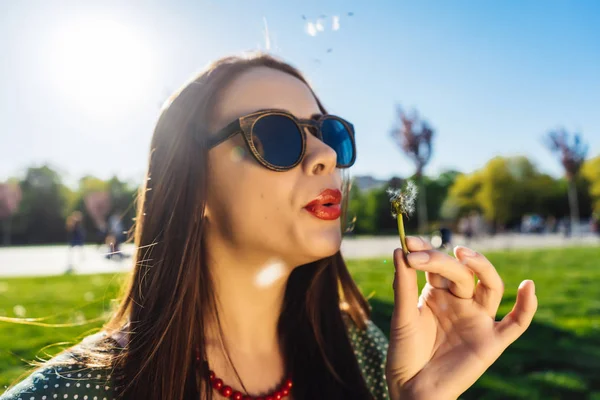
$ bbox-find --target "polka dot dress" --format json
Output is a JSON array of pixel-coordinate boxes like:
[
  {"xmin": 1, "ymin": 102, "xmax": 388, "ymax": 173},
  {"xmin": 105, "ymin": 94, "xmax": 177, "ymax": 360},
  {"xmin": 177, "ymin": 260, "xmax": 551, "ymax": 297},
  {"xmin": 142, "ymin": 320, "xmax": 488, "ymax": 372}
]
[
  {"xmin": 346, "ymin": 319, "xmax": 390, "ymax": 400},
  {"xmin": 2, "ymin": 322, "xmax": 390, "ymax": 400},
  {"xmin": 0, "ymin": 332, "xmax": 116, "ymax": 400},
  {"xmin": 0, "ymin": 359, "xmax": 115, "ymax": 400}
]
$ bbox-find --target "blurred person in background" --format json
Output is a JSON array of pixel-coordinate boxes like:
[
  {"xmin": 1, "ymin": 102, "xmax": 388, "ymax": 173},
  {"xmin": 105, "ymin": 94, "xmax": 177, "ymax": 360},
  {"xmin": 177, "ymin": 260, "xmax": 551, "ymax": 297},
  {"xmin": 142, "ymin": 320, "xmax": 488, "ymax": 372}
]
[
  {"xmin": 105, "ymin": 210, "xmax": 126, "ymax": 260},
  {"xmin": 65, "ymin": 210, "xmax": 85, "ymax": 274},
  {"xmin": 545, "ymin": 215, "xmax": 557, "ymax": 234},
  {"xmin": 468, "ymin": 211, "xmax": 482, "ymax": 239},
  {"xmin": 458, "ymin": 215, "xmax": 473, "ymax": 244}
]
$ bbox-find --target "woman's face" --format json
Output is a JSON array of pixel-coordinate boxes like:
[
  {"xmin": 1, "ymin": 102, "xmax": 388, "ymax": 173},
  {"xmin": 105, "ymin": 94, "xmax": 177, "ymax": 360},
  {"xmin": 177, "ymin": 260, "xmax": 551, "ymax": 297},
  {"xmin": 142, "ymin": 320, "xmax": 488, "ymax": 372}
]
[{"xmin": 205, "ymin": 66, "xmax": 343, "ymax": 267}]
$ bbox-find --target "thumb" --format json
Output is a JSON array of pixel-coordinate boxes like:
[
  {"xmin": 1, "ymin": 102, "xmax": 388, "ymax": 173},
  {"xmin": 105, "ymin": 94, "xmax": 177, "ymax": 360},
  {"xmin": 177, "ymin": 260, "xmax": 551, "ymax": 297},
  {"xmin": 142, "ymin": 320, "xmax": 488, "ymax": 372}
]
[
  {"xmin": 496, "ymin": 279, "xmax": 537, "ymax": 344},
  {"xmin": 391, "ymin": 248, "xmax": 419, "ymax": 329}
]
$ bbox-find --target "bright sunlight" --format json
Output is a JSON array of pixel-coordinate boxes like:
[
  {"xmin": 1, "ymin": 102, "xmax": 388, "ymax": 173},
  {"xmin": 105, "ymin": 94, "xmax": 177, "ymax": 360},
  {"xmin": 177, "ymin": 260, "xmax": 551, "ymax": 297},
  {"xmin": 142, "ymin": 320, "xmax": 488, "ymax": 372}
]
[{"xmin": 46, "ymin": 17, "xmax": 155, "ymax": 117}]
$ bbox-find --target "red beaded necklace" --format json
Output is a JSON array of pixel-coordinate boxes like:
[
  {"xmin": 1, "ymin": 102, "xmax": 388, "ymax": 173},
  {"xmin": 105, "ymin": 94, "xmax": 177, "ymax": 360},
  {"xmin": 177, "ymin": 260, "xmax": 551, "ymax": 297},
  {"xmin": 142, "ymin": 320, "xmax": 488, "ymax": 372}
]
[{"xmin": 195, "ymin": 347, "xmax": 293, "ymax": 400}]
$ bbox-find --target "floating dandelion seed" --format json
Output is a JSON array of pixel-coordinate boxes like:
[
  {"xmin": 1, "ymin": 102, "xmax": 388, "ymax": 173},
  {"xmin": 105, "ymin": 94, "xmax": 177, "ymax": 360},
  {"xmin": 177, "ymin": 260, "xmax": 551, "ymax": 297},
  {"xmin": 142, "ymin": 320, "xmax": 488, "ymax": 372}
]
[
  {"xmin": 91, "ymin": 276, "xmax": 104, "ymax": 286},
  {"xmin": 332, "ymin": 15, "xmax": 340, "ymax": 31},
  {"xmin": 73, "ymin": 311, "xmax": 87, "ymax": 324},
  {"xmin": 262, "ymin": 17, "xmax": 271, "ymax": 51},
  {"xmin": 388, "ymin": 180, "xmax": 418, "ymax": 256},
  {"xmin": 344, "ymin": 215, "xmax": 357, "ymax": 233},
  {"xmin": 13, "ymin": 305, "xmax": 26, "ymax": 317},
  {"xmin": 315, "ymin": 19, "xmax": 325, "ymax": 32},
  {"xmin": 306, "ymin": 22, "xmax": 317, "ymax": 36}
]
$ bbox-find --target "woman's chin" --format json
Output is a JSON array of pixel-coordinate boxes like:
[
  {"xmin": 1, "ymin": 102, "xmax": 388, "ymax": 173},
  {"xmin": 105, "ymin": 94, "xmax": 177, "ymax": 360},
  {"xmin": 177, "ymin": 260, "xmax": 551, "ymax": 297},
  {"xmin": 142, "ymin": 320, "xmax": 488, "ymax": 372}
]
[{"xmin": 304, "ymin": 228, "xmax": 343, "ymax": 259}]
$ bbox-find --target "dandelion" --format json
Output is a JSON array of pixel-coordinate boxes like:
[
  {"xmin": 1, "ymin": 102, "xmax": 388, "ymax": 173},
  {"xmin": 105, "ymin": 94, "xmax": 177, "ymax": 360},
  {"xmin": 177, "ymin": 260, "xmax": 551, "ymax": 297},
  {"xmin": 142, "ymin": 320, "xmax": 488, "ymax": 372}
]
[{"xmin": 387, "ymin": 180, "xmax": 418, "ymax": 256}]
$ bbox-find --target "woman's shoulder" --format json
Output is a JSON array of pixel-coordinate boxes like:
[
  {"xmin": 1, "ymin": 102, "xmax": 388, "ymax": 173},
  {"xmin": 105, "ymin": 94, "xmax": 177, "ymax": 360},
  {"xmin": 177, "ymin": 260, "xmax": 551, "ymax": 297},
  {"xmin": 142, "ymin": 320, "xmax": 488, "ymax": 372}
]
[
  {"xmin": 344, "ymin": 315, "xmax": 390, "ymax": 400},
  {"xmin": 1, "ymin": 332, "xmax": 119, "ymax": 400}
]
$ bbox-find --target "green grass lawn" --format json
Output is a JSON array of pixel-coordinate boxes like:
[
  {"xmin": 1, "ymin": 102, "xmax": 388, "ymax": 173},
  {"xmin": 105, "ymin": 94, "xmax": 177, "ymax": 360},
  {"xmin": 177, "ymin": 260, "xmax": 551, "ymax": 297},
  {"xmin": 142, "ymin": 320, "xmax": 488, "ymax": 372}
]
[{"xmin": 1, "ymin": 246, "xmax": 600, "ymax": 398}]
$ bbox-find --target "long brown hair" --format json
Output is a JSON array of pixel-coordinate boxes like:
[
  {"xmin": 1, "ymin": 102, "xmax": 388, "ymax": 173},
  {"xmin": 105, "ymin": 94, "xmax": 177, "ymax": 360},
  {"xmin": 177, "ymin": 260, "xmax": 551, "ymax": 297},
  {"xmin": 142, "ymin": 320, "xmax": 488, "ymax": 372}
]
[{"xmin": 96, "ymin": 53, "xmax": 374, "ymax": 399}]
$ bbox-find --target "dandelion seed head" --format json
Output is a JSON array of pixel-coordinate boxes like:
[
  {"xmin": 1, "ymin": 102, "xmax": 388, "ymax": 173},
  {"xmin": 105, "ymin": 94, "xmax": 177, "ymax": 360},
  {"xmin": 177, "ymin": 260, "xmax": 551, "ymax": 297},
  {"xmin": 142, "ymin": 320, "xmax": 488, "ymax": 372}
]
[{"xmin": 387, "ymin": 180, "xmax": 418, "ymax": 218}]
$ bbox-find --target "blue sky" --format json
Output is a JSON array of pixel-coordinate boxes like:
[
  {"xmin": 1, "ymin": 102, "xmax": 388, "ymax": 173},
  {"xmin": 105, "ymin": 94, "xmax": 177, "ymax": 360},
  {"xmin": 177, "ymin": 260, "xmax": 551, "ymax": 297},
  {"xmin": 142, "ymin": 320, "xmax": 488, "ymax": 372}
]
[{"xmin": 1, "ymin": 0, "xmax": 599, "ymax": 187}]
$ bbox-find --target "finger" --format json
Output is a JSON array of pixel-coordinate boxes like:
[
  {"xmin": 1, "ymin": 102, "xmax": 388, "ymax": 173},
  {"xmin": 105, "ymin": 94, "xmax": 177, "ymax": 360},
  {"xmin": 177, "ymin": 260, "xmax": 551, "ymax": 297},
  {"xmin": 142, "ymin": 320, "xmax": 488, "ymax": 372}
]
[
  {"xmin": 407, "ymin": 250, "xmax": 475, "ymax": 299},
  {"xmin": 391, "ymin": 247, "xmax": 419, "ymax": 328},
  {"xmin": 496, "ymin": 280, "xmax": 537, "ymax": 344},
  {"xmin": 426, "ymin": 271, "xmax": 450, "ymax": 290},
  {"xmin": 405, "ymin": 236, "xmax": 434, "ymax": 252},
  {"xmin": 454, "ymin": 246, "xmax": 504, "ymax": 318}
]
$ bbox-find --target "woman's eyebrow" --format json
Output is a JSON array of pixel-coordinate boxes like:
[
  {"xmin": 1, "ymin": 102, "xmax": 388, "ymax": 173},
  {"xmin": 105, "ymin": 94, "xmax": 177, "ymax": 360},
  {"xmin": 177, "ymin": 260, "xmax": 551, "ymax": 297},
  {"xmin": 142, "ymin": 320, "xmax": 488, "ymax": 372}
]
[{"xmin": 310, "ymin": 113, "xmax": 323, "ymax": 121}]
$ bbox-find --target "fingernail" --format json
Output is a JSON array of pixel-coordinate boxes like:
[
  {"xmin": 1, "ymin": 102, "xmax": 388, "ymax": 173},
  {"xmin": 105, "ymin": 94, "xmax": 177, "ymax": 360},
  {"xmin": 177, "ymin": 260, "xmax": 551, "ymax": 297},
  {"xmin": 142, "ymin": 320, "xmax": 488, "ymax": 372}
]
[
  {"xmin": 519, "ymin": 279, "xmax": 535, "ymax": 294},
  {"xmin": 456, "ymin": 246, "xmax": 476, "ymax": 257},
  {"xmin": 408, "ymin": 235, "xmax": 426, "ymax": 244},
  {"xmin": 408, "ymin": 252, "xmax": 430, "ymax": 264}
]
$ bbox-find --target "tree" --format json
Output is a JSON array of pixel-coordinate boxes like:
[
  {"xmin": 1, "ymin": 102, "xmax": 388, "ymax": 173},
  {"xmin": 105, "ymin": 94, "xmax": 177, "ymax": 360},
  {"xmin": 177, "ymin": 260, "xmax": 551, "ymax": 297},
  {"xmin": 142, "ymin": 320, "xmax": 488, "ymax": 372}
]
[
  {"xmin": 0, "ymin": 182, "xmax": 22, "ymax": 245},
  {"xmin": 545, "ymin": 129, "xmax": 588, "ymax": 235},
  {"xmin": 424, "ymin": 170, "xmax": 460, "ymax": 225},
  {"xmin": 390, "ymin": 107, "xmax": 434, "ymax": 234},
  {"xmin": 444, "ymin": 156, "xmax": 568, "ymax": 231},
  {"xmin": 443, "ymin": 172, "xmax": 482, "ymax": 219},
  {"xmin": 77, "ymin": 175, "xmax": 111, "ymax": 232},
  {"xmin": 476, "ymin": 157, "xmax": 520, "ymax": 229},
  {"xmin": 581, "ymin": 155, "xmax": 600, "ymax": 213},
  {"xmin": 347, "ymin": 182, "xmax": 378, "ymax": 234},
  {"xmin": 11, "ymin": 165, "xmax": 71, "ymax": 244},
  {"xmin": 74, "ymin": 175, "xmax": 137, "ymax": 243}
]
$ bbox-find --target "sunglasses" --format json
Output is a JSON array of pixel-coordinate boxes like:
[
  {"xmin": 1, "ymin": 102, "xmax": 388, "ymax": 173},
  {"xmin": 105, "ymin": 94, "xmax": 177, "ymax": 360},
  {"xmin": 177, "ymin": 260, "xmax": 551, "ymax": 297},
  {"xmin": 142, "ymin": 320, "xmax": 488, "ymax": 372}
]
[{"xmin": 206, "ymin": 109, "xmax": 356, "ymax": 171}]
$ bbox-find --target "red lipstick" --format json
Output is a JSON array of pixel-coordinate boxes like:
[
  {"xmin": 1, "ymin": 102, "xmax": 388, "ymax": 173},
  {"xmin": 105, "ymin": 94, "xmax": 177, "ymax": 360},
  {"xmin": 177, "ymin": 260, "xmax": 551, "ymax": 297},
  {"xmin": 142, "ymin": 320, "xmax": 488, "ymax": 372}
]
[{"xmin": 304, "ymin": 189, "xmax": 342, "ymax": 221}]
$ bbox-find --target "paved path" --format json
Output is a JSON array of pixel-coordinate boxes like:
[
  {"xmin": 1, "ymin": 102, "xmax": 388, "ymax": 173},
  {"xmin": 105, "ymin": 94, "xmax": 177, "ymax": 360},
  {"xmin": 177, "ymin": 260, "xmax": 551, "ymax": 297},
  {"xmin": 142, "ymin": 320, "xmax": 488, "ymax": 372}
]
[
  {"xmin": 0, "ymin": 234, "xmax": 598, "ymax": 277},
  {"xmin": 341, "ymin": 233, "xmax": 600, "ymax": 258}
]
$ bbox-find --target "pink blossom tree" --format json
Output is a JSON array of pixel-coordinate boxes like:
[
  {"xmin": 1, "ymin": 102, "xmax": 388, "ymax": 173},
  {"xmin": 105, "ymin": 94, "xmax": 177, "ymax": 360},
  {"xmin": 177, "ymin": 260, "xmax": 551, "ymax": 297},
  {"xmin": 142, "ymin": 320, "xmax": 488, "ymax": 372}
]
[
  {"xmin": 545, "ymin": 128, "xmax": 588, "ymax": 235},
  {"xmin": 390, "ymin": 107, "xmax": 434, "ymax": 234},
  {"xmin": 0, "ymin": 182, "xmax": 23, "ymax": 245}
]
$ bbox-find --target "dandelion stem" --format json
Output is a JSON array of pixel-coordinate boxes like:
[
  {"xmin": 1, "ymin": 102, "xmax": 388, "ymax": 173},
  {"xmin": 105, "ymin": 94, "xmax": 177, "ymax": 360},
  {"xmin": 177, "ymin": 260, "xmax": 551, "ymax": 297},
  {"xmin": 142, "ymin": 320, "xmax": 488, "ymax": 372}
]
[
  {"xmin": 387, "ymin": 180, "xmax": 417, "ymax": 257},
  {"xmin": 398, "ymin": 213, "xmax": 409, "ymax": 256}
]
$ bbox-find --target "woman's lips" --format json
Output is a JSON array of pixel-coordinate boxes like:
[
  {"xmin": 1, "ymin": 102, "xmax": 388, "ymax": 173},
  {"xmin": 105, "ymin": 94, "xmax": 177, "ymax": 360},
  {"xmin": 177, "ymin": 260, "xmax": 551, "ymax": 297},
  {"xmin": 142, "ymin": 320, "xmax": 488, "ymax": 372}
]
[
  {"xmin": 304, "ymin": 203, "xmax": 342, "ymax": 220},
  {"xmin": 304, "ymin": 188, "xmax": 342, "ymax": 220}
]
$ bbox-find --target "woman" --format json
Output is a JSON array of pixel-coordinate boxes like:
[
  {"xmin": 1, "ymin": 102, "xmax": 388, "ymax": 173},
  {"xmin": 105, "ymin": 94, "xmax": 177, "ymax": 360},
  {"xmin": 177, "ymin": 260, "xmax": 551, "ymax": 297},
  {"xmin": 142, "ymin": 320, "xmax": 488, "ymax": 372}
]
[{"xmin": 1, "ymin": 53, "xmax": 537, "ymax": 400}]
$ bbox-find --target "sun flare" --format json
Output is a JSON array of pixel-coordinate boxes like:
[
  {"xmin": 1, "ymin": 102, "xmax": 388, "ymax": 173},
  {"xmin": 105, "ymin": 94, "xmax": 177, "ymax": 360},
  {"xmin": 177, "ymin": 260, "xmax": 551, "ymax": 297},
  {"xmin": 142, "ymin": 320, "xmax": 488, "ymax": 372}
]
[{"xmin": 47, "ymin": 17, "xmax": 155, "ymax": 116}]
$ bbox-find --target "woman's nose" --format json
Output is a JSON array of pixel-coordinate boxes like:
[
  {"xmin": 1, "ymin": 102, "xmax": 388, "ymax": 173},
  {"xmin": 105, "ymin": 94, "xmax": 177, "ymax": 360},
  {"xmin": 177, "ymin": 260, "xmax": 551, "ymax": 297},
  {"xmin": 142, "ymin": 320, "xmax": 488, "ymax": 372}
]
[{"xmin": 302, "ymin": 128, "xmax": 337, "ymax": 175}]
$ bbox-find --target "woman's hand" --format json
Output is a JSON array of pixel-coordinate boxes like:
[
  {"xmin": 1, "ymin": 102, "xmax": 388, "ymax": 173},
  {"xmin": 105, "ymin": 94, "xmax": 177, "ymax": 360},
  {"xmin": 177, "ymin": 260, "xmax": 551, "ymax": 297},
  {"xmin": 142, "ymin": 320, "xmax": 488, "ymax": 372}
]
[{"xmin": 385, "ymin": 236, "xmax": 537, "ymax": 400}]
